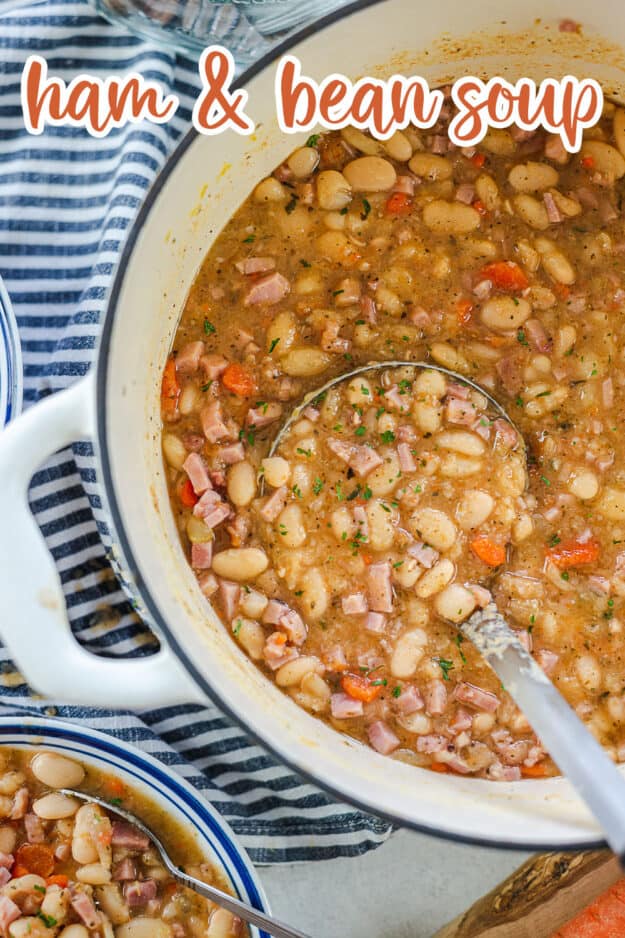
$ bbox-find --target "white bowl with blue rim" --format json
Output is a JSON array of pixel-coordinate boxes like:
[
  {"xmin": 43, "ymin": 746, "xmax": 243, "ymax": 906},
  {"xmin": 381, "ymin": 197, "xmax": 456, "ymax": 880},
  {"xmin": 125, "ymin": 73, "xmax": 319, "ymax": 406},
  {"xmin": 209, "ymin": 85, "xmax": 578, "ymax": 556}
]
[
  {"xmin": 0, "ymin": 715, "xmax": 270, "ymax": 937},
  {"xmin": 0, "ymin": 275, "xmax": 22, "ymax": 428}
]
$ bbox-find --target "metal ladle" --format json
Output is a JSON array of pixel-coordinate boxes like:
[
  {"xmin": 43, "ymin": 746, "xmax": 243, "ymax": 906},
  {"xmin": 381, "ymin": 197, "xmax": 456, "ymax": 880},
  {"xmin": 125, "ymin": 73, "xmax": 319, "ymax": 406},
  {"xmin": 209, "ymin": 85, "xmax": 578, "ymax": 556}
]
[
  {"xmin": 269, "ymin": 360, "xmax": 625, "ymax": 865},
  {"xmin": 61, "ymin": 789, "xmax": 311, "ymax": 938}
]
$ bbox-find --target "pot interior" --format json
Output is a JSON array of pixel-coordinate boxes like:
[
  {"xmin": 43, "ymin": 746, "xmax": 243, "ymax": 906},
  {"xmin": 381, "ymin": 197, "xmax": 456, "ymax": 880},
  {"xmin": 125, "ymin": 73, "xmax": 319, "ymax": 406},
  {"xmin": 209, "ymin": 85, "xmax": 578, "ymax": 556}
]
[{"xmin": 99, "ymin": 0, "xmax": 625, "ymax": 847}]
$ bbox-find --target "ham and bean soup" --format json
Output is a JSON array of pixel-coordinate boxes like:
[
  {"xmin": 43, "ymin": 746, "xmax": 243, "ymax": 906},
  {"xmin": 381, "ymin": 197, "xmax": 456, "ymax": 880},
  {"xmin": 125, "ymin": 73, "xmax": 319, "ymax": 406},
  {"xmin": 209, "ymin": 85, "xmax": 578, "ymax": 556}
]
[
  {"xmin": 0, "ymin": 749, "xmax": 243, "ymax": 937},
  {"xmin": 162, "ymin": 95, "xmax": 625, "ymax": 780}
]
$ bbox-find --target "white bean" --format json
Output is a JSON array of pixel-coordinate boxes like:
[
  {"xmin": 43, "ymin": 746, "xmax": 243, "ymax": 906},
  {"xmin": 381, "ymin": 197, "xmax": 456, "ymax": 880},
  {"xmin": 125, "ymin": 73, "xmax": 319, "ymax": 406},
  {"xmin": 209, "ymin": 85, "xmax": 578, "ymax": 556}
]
[
  {"xmin": 576, "ymin": 654, "xmax": 602, "ymax": 692},
  {"xmin": 261, "ymin": 457, "xmax": 290, "ymax": 488},
  {"xmin": 266, "ymin": 311, "xmax": 296, "ymax": 353},
  {"xmin": 390, "ymin": 629, "xmax": 427, "ymax": 678},
  {"xmin": 481, "ymin": 129, "xmax": 514, "ymax": 155},
  {"xmin": 434, "ymin": 584, "xmax": 477, "ymax": 623},
  {"xmin": 415, "ymin": 559, "xmax": 455, "ymax": 598},
  {"xmin": 366, "ymin": 500, "xmax": 395, "ymax": 550},
  {"xmin": 76, "ymin": 863, "xmax": 112, "ymax": 885},
  {"xmin": 535, "ymin": 237, "xmax": 575, "ymax": 285},
  {"xmin": 331, "ymin": 506, "xmax": 355, "ymax": 543},
  {"xmin": 409, "ymin": 507, "xmax": 456, "ymax": 551},
  {"xmin": 0, "ymin": 772, "xmax": 24, "ymax": 796},
  {"xmin": 397, "ymin": 712, "xmax": 432, "ymax": 734},
  {"xmin": 316, "ymin": 170, "xmax": 352, "ymax": 211},
  {"xmin": 481, "ymin": 295, "xmax": 531, "ymax": 332},
  {"xmin": 414, "ymin": 369, "xmax": 447, "ymax": 397},
  {"xmin": 59, "ymin": 928, "xmax": 90, "ymax": 938},
  {"xmin": 226, "ymin": 460, "xmax": 256, "ymax": 508},
  {"xmin": 207, "ymin": 909, "xmax": 240, "ymax": 938},
  {"xmin": 568, "ymin": 468, "xmax": 599, "ymax": 500},
  {"xmin": 31, "ymin": 752, "xmax": 85, "ymax": 789},
  {"xmin": 508, "ymin": 161, "xmax": 559, "ymax": 192},
  {"xmin": 367, "ymin": 453, "xmax": 401, "ymax": 497},
  {"xmin": 9, "ymin": 919, "xmax": 50, "ymax": 938},
  {"xmin": 408, "ymin": 153, "xmax": 453, "ymax": 181},
  {"xmin": 435, "ymin": 430, "xmax": 485, "ymax": 457},
  {"xmin": 72, "ymin": 804, "xmax": 100, "ymax": 864},
  {"xmin": 234, "ymin": 618, "xmax": 265, "ymax": 660},
  {"xmin": 281, "ymin": 347, "xmax": 331, "ymax": 377},
  {"xmin": 115, "ymin": 919, "xmax": 172, "ymax": 938},
  {"xmin": 422, "ymin": 200, "xmax": 480, "ymax": 234},
  {"xmin": 475, "ymin": 174, "xmax": 499, "ymax": 210},
  {"xmin": 439, "ymin": 454, "xmax": 482, "ymax": 478},
  {"xmin": 598, "ymin": 487, "xmax": 625, "ymax": 521},
  {"xmin": 162, "ymin": 434, "xmax": 187, "ymax": 471},
  {"xmin": 343, "ymin": 156, "xmax": 397, "ymax": 191},
  {"xmin": 513, "ymin": 194, "xmax": 549, "ymax": 230},
  {"xmin": 298, "ymin": 568, "xmax": 328, "ymax": 620},
  {"xmin": 287, "ymin": 145, "xmax": 319, "ymax": 178},
  {"xmin": 253, "ymin": 177, "xmax": 285, "ymax": 203},
  {"xmin": 32, "ymin": 792, "xmax": 78, "ymax": 820},
  {"xmin": 456, "ymin": 490, "xmax": 494, "ymax": 530},
  {"xmin": 277, "ymin": 503, "xmax": 306, "ymax": 548},
  {"xmin": 276, "ymin": 656, "xmax": 322, "ymax": 687},
  {"xmin": 413, "ymin": 401, "xmax": 442, "ymax": 434},
  {"xmin": 383, "ymin": 130, "xmax": 412, "ymax": 161},
  {"xmin": 581, "ymin": 140, "xmax": 625, "ymax": 178},
  {"xmin": 341, "ymin": 126, "xmax": 381, "ymax": 155},
  {"xmin": 96, "ymin": 884, "xmax": 129, "ymax": 926},
  {"xmin": 212, "ymin": 548, "xmax": 268, "ymax": 581}
]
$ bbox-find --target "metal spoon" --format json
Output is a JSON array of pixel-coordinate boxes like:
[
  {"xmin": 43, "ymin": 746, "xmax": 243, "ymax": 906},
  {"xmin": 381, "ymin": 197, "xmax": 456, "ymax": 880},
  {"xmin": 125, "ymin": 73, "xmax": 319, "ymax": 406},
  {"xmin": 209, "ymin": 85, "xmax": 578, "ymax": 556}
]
[
  {"xmin": 269, "ymin": 359, "xmax": 625, "ymax": 861},
  {"xmin": 61, "ymin": 789, "xmax": 311, "ymax": 938}
]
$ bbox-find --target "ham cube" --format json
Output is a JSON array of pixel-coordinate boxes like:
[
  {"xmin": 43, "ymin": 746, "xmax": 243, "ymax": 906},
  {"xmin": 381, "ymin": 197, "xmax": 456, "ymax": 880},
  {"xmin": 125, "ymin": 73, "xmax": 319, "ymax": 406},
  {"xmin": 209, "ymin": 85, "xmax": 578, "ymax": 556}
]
[
  {"xmin": 246, "ymin": 402, "xmax": 283, "ymax": 428},
  {"xmin": 367, "ymin": 562, "xmax": 393, "ymax": 613},
  {"xmin": 191, "ymin": 542, "xmax": 213, "ymax": 570},
  {"xmin": 260, "ymin": 486, "xmax": 287, "ymax": 522},
  {"xmin": 425, "ymin": 679, "xmax": 448, "ymax": 715},
  {"xmin": 263, "ymin": 633, "xmax": 298, "ymax": 670},
  {"xmin": 279, "ymin": 609, "xmax": 307, "ymax": 646},
  {"xmin": 416, "ymin": 734, "xmax": 448, "ymax": 754},
  {"xmin": 342, "ymin": 593, "xmax": 368, "ymax": 615},
  {"xmin": 69, "ymin": 886, "xmax": 100, "ymax": 929},
  {"xmin": 395, "ymin": 685, "xmax": 424, "ymax": 714},
  {"xmin": 111, "ymin": 821, "xmax": 150, "ymax": 851},
  {"xmin": 124, "ymin": 879, "xmax": 158, "ymax": 907},
  {"xmin": 0, "ymin": 896, "xmax": 21, "ymax": 931},
  {"xmin": 201, "ymin": 400, "xmax": 230, "ymax": 444},
  {"xmin": 200, "ymin": 354, "xmax": 229, "ymax": 381},
  {"xmin": 218, "ymin": 579, "xmax": 241, "ymax": 620},
  {"xmin": 327, "ymin": 439, "xmax": 383, "ymax": 477},
  {"xmin": 368, "ymin": 721, "xmax": 400, "ymax": 755},
  {"xmin": 183, "ymin": 452, "xmax": 212, "ymax": 495},
  {"xmin": 244, "ymin": 271, "xmax": 290, "ymax": 306},
  {"xmin": 218, "ymin": 443, "xmax": 245, "ymax": 465},
  {"xmin": 364, "ymin": 611, "xmax": 386, "ymax": 633},
  {"xmin": 455, "ymin": 681, "xmax": 499, "ymax": 713},
  {"xmin": 331, "ymin": 693, "xmax": 364, "ymax": 719},
  {"xmin": 235, "ymin": 256, "xmax": 276, "ymax": 276},
  {"xmin": 397, "ymin": 443, "xmax": 416, "ymax": 472},
  {"xmin": 175, "ymin": 340, "xmax": 204, "ymax": 375}
]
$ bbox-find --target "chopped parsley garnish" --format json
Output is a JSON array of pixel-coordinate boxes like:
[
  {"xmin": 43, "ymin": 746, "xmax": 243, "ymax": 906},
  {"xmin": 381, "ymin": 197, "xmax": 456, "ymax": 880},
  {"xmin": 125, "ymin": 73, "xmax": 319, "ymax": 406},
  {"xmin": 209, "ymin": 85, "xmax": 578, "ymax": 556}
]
[
  {"xmin": 346, "ymin": 485, "xmax": 361, "ymax": 501},
  {"xmin": 454, "ymin": 634, "xmax": 467, "ymax": 665},
  {"xmin": 371, "ymin": 678, "xmax": 387, "ymax": 687},
  {"xmin": 313, "ymin": 477, "xmax": 324, "ymax": 495},
  {"xmin": 515, "ymin": 395, "xmax": 524, "ymax": 407},
  {"xmin": 335, "ymin": 482, "xmax": 344, "ymax": 501},
  {"xmin": 561, "ymin": 571, "xmax": 570, "ymax": 581},
  {"xmin": 363, "ymin": 486, "xmax": 373, "ymax": 500},
  {"xmin": 355, "ymin": 426, "xmax": 366, "ymax": 437},
  {"xmin": 437, "ymin": 658, "xmax": 455, "ymax": 681},
  {"xmin": 380, "ymin": 430, "xmax": 396, "ymax": 444},
  {"xmin": 391, "ymin": 686, "xmax": 402, "ymax": 698},
  {"xmin": 300, "ymin": 259, "xmax": 311, "ymax": 267},
  {"xmin": 203, "ymin": 319, "xmax": 216, "ymax": 335},
  {"xmin": 33, "ymin": 885, "xmax": 46, "ymax": 894},
  {"xmin": 517, "ymin": 328, "xmax": 528, "ymax": 346},
  {"xmin": 541, "ymin": 475, "xmax": 551, "ymax": 486},
  {"xmin": 548, "ymin": 533, "xmax": 561, "ymax": 546},
  {"xmin": 332, "ymin": 289, "xmax": 344, "ymax": 297},
  {"xmin": 242, "ymin": 234, "xmax": 255, "ymax": 243},
  {"xmin": 414, "ymin": 484, "xmax": 422, "ymax": 493},
  {"xmin": 285, "ymin": 194, "xmax": 298, "ymax": 214},
  {"xmin": 38, "ymin": 913, "xmax": 58, "ymax": 927},
  {"xmin": 292, "ymin": 484, "xmax": 303, "ymax": 499},
  {"xmin": 306, "ymin": 133, "xmax": 320, "ymax": 148},
  {"xmin": 269, "ymin": 337, "xmax": 280, "ymax": 353},
  {"xmin": 200, "ymin": 380, "xmax": 213, "ymax": 392},
  {"xmin": 233, "ymin": 619, "xmax": 243, "ymax": 636},
  {"xmin": 109, "ymin": 797, "xmax": 123, "ymax": 807},
  {"xmin": 361, "ymin": 198, "xmax": 372, "ymax": 220},
  {"xmin": 297, "ymin": 447, "xmax": 312, "ymax": 457}
]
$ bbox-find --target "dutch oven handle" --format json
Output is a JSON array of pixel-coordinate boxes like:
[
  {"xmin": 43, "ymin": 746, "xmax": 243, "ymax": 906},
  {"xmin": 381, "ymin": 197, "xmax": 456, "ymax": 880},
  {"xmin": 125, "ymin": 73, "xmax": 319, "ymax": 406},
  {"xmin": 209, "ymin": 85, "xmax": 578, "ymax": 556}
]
[{"xmin": 0, "ymin": 374, "xmax": 204, "ymax": 708}]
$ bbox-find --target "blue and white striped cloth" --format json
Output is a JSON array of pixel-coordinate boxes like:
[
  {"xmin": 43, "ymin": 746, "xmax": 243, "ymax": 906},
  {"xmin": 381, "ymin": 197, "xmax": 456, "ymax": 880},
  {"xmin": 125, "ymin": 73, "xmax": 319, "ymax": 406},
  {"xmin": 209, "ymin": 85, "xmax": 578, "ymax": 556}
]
[{"xmin": 0, "ymin": 0, "xmax": 392, "ymax": 863}]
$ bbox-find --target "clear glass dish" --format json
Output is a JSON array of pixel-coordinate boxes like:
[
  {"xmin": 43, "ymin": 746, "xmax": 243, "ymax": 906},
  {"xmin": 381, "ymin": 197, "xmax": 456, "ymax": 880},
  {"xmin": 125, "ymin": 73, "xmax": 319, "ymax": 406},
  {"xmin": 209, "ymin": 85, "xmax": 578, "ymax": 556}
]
[
  {"xmin": 92, "ymin": 0, "xmax": 354, "ymax": 68},
  {"xmin": 0, "ymin": 276, "xmax": 23, "ymax": 428}
]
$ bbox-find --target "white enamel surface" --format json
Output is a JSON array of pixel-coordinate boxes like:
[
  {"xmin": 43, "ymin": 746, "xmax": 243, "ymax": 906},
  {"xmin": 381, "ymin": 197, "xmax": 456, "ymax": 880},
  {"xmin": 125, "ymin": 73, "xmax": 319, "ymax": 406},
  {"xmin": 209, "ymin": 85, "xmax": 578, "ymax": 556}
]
[
  {"xmin": 6, "ymin": 0, "xmax": 623, "ymax": 847},
  {"xmin": 0, "ymin": 716, "xmax": 268, "ymax": 933}
]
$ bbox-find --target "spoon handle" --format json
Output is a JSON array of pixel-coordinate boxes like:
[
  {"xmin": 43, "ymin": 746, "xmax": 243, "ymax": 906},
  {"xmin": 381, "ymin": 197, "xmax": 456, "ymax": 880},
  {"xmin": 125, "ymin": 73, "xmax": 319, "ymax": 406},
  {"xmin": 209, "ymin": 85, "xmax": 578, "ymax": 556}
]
[
  {"xmin": 172, "ymin": 869, "xmax": 312, "ymax": 938},
  {"xmin": 463, "ymin": 605, "xmax": 625, "ymax": 865}
]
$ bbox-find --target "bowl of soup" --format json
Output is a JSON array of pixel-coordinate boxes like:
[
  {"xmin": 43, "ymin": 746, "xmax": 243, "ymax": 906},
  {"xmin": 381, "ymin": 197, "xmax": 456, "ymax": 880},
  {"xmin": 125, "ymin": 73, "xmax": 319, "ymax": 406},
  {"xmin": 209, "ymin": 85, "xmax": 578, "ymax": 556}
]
[
  {"xmin": 0, "ymin": 717, "xmax": 268, "ymax": 937},
  {"xmin": 3, "ymin": 0, "xmax": 625, "ymax": 850}
]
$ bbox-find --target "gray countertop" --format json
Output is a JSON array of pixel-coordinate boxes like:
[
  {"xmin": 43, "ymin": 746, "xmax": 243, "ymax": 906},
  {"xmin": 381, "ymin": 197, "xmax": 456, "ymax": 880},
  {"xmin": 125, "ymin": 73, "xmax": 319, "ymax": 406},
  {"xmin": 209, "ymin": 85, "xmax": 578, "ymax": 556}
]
[{"xmin": 262, "ymin": 829, "xmax": 532, "ymax": 936}]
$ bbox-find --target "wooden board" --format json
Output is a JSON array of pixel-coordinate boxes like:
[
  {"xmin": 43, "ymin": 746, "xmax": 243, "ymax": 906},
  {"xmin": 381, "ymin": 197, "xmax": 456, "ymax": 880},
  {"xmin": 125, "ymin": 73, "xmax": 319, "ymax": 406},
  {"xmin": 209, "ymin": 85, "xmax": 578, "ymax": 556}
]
[{"xmin": 435, "ymin": 850, "xmax": 621, "ymax": 937}]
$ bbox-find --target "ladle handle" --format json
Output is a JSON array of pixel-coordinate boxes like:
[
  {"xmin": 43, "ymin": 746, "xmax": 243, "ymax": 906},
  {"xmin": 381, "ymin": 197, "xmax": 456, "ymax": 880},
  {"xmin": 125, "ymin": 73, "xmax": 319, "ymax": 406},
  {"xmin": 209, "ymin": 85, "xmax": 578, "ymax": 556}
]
[{"xmin": 463, "ymin": 605, "xmax": 625, "ymax": 866}]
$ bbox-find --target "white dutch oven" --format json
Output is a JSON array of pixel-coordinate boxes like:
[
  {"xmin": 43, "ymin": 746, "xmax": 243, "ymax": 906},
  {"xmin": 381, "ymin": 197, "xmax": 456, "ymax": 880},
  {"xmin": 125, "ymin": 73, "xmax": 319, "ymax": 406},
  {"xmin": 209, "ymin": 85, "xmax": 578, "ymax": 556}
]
[
  {"xmin": 2, "ymin": 0, "xmax": 625, "ymax": 851},
  {"xmin": 0, "ymin": 717, "xmax": 269, "ymax": 937}
]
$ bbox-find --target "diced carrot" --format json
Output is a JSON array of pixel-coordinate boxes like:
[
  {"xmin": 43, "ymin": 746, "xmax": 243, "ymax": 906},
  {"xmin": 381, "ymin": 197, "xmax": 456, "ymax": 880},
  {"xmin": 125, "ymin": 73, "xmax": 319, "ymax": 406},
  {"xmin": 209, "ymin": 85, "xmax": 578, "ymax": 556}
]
[
  {"xmin": 15, "ymin": 844, "xmax": 54, "ymax": 878},
  {"xmin": 470, "ymin": 536, "xmax": 507, "ymax": 567},
  {"xmin": 103, "ymin": 776, "xmax": 126, "ymax": 797},
  {"xmin": 470, "ymin": 152, "xmax": 486, "ymax": 168},
  {"xmin": 554, "ymin": 282, "xmax": 570, "ymax": 300},
  {"xmin": 47, "ymin": 874, "xmax": 69, "ymax": 888},
  {"xmin": 179, "ymin": 477, "xmax": 198, "ymax": 508},
  {"xmin": 552, "ymin": 879, "xmax": 625, "ymax": 937},
  {"xmin": 483, "ymin": 334, "xmax": 511, "ymax": 348},
  {"xmin": 341, "ymin": 673, "xmax": 384, "ymax": 703},
  {"xmin": 581, "ymin": 155, "xmax": 595, "ymax": 170},
  {"xmin": 221, "ymin": 363, "xmax": 256, "ymax": 398},
  {"xmin": 12, "ymin": 865, "xmax": 29, "ymax": 878},
  {"xmin": 521, "ymin": 762, "xmax": 548, "ymax": 778},
  {"xmin": 479, "ymin": 261, "xmax": 529, "ymax": 293},
  {"xmin": 429, "ymin": 761, "xmax": 449, "ymax": 773},
  {"xmin": 161, "ymin": 356, "xmax": 180, "ymax": 421},
  {"xmin": 361, "ymin": 552, "xmax": 373, "ymax": 566},
  {"xmin": 472, "ymin": 198, "xmax": 488, "ymax": 216},
  {"xmin": 385, "ymin": 192, "xmax": 413, "ymax": 215},
  {"xmin": 456, "ymin": 298, "xmax": 474, "ymax": 325},
  {"xmin": 546, "ymin": 537, "xmax": 600, "ymax": 570}
]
